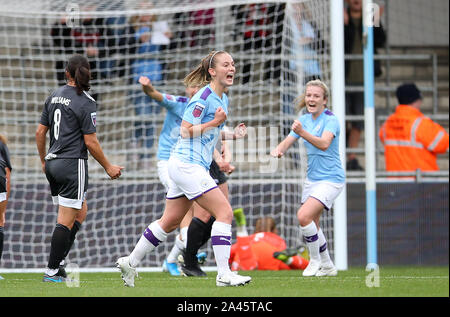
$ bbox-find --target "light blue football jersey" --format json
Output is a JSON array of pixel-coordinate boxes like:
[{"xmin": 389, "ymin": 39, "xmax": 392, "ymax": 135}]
[
  {"xmin": 172, "ymin": 84, "xmax": 228, "ymax": 170},
  {"xmin": 156, "ymin": 94, "xmax": 190, "ymax": 160},
  {"xmin": 289, "ymin": 109, "xmax": 345, "ymax": 183}
]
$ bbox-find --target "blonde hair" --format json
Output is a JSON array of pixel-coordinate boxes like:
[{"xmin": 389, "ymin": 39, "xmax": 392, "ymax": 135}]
[
  {"xmin": 254, "ymin": 217, "xmax": 277, "ymax": 234},
  {"xmin": 0, "ymin": 134, "xmax": 7, "ymax": 144},
  {"xmin": 295, "ymin": 79, "xmax": 330, "ymax": 110},
  {"xmin": 183, "ymin": 50, "xmax": 227, "ymax": 87}
]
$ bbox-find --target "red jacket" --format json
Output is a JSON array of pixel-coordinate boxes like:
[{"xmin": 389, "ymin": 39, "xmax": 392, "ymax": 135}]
[{"xmin": 379, "ymin": 105, "xmax": 449, "ymax": 171}]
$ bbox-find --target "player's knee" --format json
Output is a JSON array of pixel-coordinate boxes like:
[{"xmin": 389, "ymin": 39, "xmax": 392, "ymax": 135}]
[
  {"xmin": 159, "ymin": 221, "xmax": 178, "ymax": 233},
  {"xmin": 297, "ymin": 210, "xmax": 312, "ymax": 227},
  {"xmin": 216, "ymin": 206, "xmax": 233, "ymax": 224}
]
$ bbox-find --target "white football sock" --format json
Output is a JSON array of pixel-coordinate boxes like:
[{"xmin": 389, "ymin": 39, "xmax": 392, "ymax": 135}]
[
  {"xmin": 318, "ymin": 228, "xmax": 333, "ymax": 266},
  {"xmin": 300, "ymin": 222, "xmax": 320, "ymax": 262},
  {"xmin": 129, "ymin": 221, "xmax": 167, "ymax": 268},
  {"xmin": 180, "ymin": 226, "xmax": 188, "ymax": 248},
  {"xmin": 211, "ymin": 221, "xmax": 232, "ymax": 276},
  {"xmin": 166, "ymin": 226, "xmax": 188, "ymax": 263}
]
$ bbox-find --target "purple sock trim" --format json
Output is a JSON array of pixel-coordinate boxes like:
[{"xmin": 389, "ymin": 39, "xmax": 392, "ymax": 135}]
[
  {"xmin": 319, "ymin": 242, "xmax": 327, "ymax": 253},
  {"xmin": 143, "ymin": 227, "xmax": 162, "ymax": 247},
  {"xmin": 304, "ymin": 234, "xmax": 319, "ymax": 243},
  {"xmin": 211, "ymin": 235, "xmax": 232, "ymax": 246}
]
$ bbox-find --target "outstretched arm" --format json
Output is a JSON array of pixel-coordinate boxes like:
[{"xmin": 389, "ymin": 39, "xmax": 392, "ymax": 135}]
[
  {"xmin": 139, "ymin": 76, "xmax": 164, "ymax": 102},
  {"xmin": 271, "ymin": 135, "xmax": 298, "ymax": 158}
]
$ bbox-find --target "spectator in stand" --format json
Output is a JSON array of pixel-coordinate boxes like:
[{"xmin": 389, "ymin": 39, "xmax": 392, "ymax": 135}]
[
  {"xmin": 287, "ymin": 2, "xmax": 323, "ymax": 84},
  {"xmin": 121, "ymin": 1, "xmax": 173, "ymax": 161},
  {"xmin": 189, "ymin": 6, "xmax": 215, "ymax": 53},
  {"xmin": 50, "ymin": 4, "xmax": 116, "ymax": 92},
  {"xmin": 344, "ymin": 0, "xmax": 386, "ymax": 170},
  {"xmin": 231, "ymin": 3, "xmax": 285, "ymax": 84},
  {"xmin": 168, "ymin": 2, "xmax": 215, "ymax": 54},
  {"xmin": 379, "ymin": 83, "xmax": 449, "ymax": 172}
]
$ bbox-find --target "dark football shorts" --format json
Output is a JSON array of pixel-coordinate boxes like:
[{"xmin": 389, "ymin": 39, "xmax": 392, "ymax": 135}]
[
  {"xmin": 209, "ymin": 160, "xmax": 228, "ymax": 185},
  {"xmin": 0, "ymin": 174, "xmax": 6, "ymax": 202},
  {"xmin": 45, "ymin": 158, "xmax": 88, "ymax": 209}
]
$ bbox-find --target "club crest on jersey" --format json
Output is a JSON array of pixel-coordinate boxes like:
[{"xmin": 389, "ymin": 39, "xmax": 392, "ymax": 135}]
[
  {"xmin": 91, "ymin": 112, "xmax": 97, "ymax": 127},
  {"xmin": 192, "ymin": 103, "xmax": 205, "ymax": 118}
]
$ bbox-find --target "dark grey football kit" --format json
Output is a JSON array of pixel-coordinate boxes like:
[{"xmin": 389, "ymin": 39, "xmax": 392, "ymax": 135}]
[
  {"xmin": 40, "ymin": 85, "xmax": 97, "ymax": 209},
  {"xmin": 0, "ymin": 141, "xmax": 12, "ymax": 198}
]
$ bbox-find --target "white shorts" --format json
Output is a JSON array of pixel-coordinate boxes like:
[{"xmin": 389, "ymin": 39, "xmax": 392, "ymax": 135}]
[
  {"xmin": 157, "ymin": 160, "xmax": 170, "ymax": 192},
  {"xmin": 166, "ymin": 156, "xmax": 217, "ymax": 200},
  {"xmin": 0, "ymin": 192, "xmax": 6, "ymax": 202},
  {"xmin": 301, "ymin": 179, "xmax": 344, "ymax": 210}
]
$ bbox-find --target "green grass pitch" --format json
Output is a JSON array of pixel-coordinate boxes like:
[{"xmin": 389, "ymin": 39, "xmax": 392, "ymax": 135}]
[{"xmin": 0, "ymin": 266, "xmax": 448, "ymax": 299}]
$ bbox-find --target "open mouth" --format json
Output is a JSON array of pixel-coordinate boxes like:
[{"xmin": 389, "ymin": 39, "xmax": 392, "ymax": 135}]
[{"xmin": 226, "ymin": 74, "xmax": 234, "ymax": 80}]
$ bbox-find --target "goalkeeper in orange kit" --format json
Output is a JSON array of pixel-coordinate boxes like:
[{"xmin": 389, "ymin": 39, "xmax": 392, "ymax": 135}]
[{"xmin": 229, "ymin": 209, "xmax": 309, "ymax": 271}]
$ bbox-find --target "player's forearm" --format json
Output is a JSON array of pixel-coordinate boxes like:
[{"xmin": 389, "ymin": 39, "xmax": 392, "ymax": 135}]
[
  {"xmin": 222, "ymin": 142, "xmax": 232, "ymax": 163},
  {"xmin": 277, "ymin": 136, "xmax": 297, "ymax": 154},
  {"xmin": 301, "ymin": 131, "xmax": 331, "ymax": 151},
  {"xmin": 213, "ymin": 148, "xmax": 222, "ymax": 161},
  {"xmin": 142, "ymin": 85, "xmax": 163, "ymax": 102},
  {"xmin": 221, "ymin": 130, "xmax": 236, "ymax": 140},
  {"xmin": 181, "ymin": 120, "xmax": 221, "ymax": 138},
  {"xmin": 84, "ymin": 134, "xmax": 112, "ymax": 171},
  {"xmin": 35, "ymin": 125, "xmax": 48, "ymax": 164},
  {"xmin": 5, "ymin": 168, "xmax": 11, "ymax": 199}
]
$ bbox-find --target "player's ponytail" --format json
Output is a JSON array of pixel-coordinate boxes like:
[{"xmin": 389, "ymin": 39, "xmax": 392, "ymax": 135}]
[
  {"xmin": 66, "ymin": 54, "xmax": 91, "ymax": 95},
  {"xmin": 184, "ymin": 50, "xmax": 225, "ymax": 87},
  {"xmin": 74, "ymin": 65, "xmax": 91, "ymax": 95}
]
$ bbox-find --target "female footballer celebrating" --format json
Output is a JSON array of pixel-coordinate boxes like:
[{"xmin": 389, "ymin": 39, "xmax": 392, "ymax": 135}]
[
  {"xmin": 271, "ymin": 80, "xmax": 345, "ymax": 277},
  {"xmin": 117, "ymin": 50, "xmax": 251, "ymax": 287}
]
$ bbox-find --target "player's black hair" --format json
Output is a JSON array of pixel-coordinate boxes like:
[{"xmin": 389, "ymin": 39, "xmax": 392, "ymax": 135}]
[{"xmin": 65, "ymin": 54, "xmax": 91, "ymax": 95}]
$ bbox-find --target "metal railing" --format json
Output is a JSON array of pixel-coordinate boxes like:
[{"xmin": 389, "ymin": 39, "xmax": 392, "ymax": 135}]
[{"xmin": 344, "ymin": 53, "xmax": 448, "ymax": 181}]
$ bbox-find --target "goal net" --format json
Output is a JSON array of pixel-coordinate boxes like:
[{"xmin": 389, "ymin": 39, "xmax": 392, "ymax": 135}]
[{"xmin": 0, "ymin": 0, "xmax": 333, "ymax": 270}]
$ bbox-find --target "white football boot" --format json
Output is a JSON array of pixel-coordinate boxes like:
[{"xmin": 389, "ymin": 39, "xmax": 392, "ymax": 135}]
[
  {"xmin": 116, "ymin": 256, "xmax": 138, "ymax": 287},
  {"xmin": 302, "ymin": 259, "xmax": 321, "ymax": 277},
  {"xmin": 315, "ymin": 264, "xmax": 338, "ymax": 277},
  {"xmin": 216, "ymin": 271, "xmax": 252, "ymax": 287}
]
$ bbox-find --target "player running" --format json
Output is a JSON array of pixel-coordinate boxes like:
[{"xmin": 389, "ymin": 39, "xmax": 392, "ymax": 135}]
[
  {"xmin": 271, "ymin": 80, "xmax": 345, "ymax": 277},
  {"xmin": 116, "ymin": 50, "xmax": 250, "ymax": 287},
  {"xmin": 137, "ymin": 75, "xmax": 203, "ymax": 276}
]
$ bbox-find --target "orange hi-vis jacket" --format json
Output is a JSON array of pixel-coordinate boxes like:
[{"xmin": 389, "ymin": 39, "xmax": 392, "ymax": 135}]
[{"xmin": 379, "ymin": 105, "xmax": 449, "ymax": 171}]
